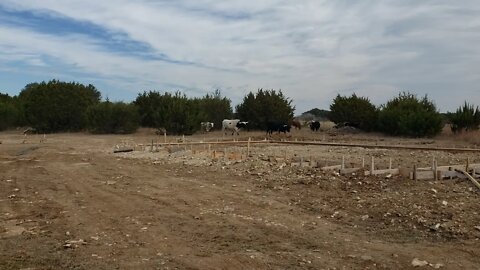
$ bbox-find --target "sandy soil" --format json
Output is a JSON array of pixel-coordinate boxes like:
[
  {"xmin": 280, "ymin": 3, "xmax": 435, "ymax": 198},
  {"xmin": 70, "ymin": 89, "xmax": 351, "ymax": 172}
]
[{"xmin": 1, "ymin": 128, "xmax": 479, "ymax": 269}]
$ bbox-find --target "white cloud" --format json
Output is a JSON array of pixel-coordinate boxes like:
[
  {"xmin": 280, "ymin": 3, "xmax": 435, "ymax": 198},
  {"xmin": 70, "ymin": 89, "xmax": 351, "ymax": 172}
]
[{"xmin": 1, "ymin": 0, "xmax": 479, "ymax": 112}]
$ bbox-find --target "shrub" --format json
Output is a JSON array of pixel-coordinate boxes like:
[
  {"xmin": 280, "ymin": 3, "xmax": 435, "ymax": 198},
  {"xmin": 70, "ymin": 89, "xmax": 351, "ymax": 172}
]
[
  {"xmin": 448, "ymin": 102, "xmax": 480, "ymax": 133},
  {"xmin": 378, "ymin": 92, "xmax": 443, "ymax": 137},
  {"xmin": 235, "ymin": 89, "xmax": 294, "ymax": 130},
  {"xmin": 0, "ymin": 101, "xmax": 19, "ymax": 131},
  {"xmin": 18, "ymin": 80, "xmax": 101, "ymax": 132},
  {"xmin": 86, "ymin": 101, "xmax": 139, "ymax": 134},
  {"xmin": 329, "ymin": 94, "xmax": 378, "ymax": 131},
  {"xmin": 135, "ymin": 91, "xmax": 212, "ymax": 135}
]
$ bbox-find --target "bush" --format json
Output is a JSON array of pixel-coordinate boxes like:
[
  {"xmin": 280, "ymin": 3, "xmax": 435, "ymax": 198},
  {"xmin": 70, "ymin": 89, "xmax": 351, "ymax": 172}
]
[
  {"xmin": 0, "ymin": 93, "xmax": 27, "ymax": 130},
  {"xmin": 235, "ymin": 89, "xmax": 294, "ymax": 130},
  {"xmin": 448, "ymin": 102, "xmax": 480, "ymax": 133},
  {"xmin": 18, "ymin": 80, "xmax": 101, "ymax": 132},
  {"xmin": 86, "ymin": 102, "xmax": 140, "ymax": 134},
  {"xmin": 378, "ymin": 92, "xmax": 443, "ymax": 137},
  {"xmin": 135, "ymin": 91, "xmax": 212, "ymax": 135},
  {"xmin": 196, "ymin": 90, "xmax": 233, "ymax": 129},
  {"xmin": 0, "ymin": 101, "xmax": 19, "ymax": 131},
  {"xmin": 329, "ymin": 94, "xmax": 378, "ymax": 131}
]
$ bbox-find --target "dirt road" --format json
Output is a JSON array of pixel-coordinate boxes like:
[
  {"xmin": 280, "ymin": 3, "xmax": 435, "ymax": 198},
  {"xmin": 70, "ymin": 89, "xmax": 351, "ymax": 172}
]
[{"xmin": 1, "ymin": 131, "xmax": 479, "ymax": 269}]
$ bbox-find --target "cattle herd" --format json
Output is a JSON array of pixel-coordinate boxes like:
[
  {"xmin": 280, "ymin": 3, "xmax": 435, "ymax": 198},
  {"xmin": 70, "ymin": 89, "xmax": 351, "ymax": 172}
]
[{"xmin": 198, "ymin": 119, "xmax": 322, "ymax": 135}]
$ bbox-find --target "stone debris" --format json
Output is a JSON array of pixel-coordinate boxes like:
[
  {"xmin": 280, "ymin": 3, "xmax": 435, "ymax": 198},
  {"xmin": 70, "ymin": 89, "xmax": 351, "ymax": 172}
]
[{"xmin": 411, "ymin": 258, "xmax": 429, "ymax": 267}]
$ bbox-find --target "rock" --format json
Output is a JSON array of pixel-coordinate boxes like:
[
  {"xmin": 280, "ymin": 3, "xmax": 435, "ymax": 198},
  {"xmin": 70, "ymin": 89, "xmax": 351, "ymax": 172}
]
[
  {"xmin": 411, "ymin": 258, "xmax": 429, "ymax": 267},
  {"xmin": 360, "ymin": 255, "xmax": 373, "ymax": 261},
  {"xmin": 474, "ymin": 226, "xmax": 480, "ymax": 231},
  {"xmin": 361, "ymin": 215, "xmax": 369, "ymax": 221},
  {"xmin": 429, "ymin": 223, "xmax": 441, "ymax": 231},
  {"xmin": 431, "ymin": 263, "xmax": 444, "ymax": 269}
]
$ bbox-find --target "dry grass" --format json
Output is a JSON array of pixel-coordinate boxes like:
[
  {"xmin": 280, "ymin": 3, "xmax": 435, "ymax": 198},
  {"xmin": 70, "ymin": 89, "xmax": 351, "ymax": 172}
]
[{"xmin": 439, "ymin": 124, "xmax": 480, "ymax": 146}]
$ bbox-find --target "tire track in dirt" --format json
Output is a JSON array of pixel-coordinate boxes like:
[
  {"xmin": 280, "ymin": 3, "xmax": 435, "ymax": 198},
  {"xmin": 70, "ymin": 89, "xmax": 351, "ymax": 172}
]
[{"xmin": 1, "ymin": 138, "xmax": 479, "ymax": 269}]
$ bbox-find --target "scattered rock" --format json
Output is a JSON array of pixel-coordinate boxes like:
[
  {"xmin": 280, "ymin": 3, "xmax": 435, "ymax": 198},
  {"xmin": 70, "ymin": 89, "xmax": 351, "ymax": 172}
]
[{"xmin": 411, "ymin": 258, "xmax": 429, "ymax": 267}]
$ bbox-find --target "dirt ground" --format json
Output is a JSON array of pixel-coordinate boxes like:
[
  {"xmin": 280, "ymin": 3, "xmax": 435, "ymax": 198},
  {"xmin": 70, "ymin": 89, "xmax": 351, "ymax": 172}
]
[{"xmin": 1, "ymin": 127, "xmax": 479, "ymax": 270}]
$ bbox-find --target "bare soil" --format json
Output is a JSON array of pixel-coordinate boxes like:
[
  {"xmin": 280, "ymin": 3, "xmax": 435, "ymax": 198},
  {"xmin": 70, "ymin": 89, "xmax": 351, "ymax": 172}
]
[{"xmin": 1, "ymin": 128, "xmax": 479, "ymax": 269}]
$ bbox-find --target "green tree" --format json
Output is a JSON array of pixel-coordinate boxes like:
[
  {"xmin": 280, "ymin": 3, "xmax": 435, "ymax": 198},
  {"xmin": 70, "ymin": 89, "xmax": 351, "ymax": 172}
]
[
  {"xmin": 196, "ymin": 89, "xmax": 233, "ymax": 129},
  {"xmin": 134, "ymin": 91, "xmax": 206, "ymax": 134},
  {"xmin": 236, "ymin": 89, "xmax": 294, "ymax": 130},
  {"xmin": 448, "ymin": 102, "xmax": 480, "ymax": 133},
  {"xmin": 329, "ymin": 94, "xmax": 378, "ymax": 131},
  {"xmin": 0, "ymin": 96, "xmax": 19, "ymax": 131},
  {"xmin": 0, "ymin": 93, "xmax": 26, "ymax": 130},
  {"xmin": 86, "ymin": 101, "xmax": 140, "ymax": 134},
  {"xmin": 18, "ymin": 80, "xmax": 101, "ymax": 132},
  {"xmin": 378, "ymin": 92, "xmax": 443, "ymax": 137}
]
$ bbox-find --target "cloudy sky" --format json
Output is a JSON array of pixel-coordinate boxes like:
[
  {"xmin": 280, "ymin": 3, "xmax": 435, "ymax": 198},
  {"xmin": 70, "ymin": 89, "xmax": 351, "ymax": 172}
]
[{"xmin": 0, "ymin": 1, "xmax": 479, "ymax": 113}]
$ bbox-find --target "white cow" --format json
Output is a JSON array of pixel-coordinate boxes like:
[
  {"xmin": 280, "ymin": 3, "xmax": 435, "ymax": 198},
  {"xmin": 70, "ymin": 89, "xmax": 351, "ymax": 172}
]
[
  {"xmin": 222, "ymin": 119, "xmax": 241, "ymax": 136},
  {"xmin": 200, "ymin": 122, "xmax": 214, "ymax": 133}
]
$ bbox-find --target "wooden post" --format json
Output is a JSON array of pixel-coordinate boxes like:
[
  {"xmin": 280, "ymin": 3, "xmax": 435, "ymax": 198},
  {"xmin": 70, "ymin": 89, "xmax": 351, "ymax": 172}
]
[
  {"xmin": 213, "ymin": 150, "xmax": 216, "ymax": 158},
  {"xmin": 341, "ymin": 156, "xmax": 345, "ymax": 170},
  {"xmin": 362, "ymin": 157, "xmax": 365, "ymax": 168},
  {"xmin": 413, "ymin": 164, "xmax": 417, "ymax": 181},
  {"xmin": 247, "ymin": 137, "xmax": 251, "ymax": 156},
  {"xmin": 300, "ymin": 156, "xmax": 304, "ymax": 166},
  {"xmin": 284, "ymin": 148, "xmax": 287, "ymax": 161},
  {"xmin": 224, "ymin": 147, "xmax": 227, "ymax": 159},
  {"xmin": 370, "ymin": 156, "xmax": 375, "ymax": 175},
  {"xmin": 389, "ymin": 158, "xmax": 392, "ymax": 169},
  {"xmin": 150, "ymin": 139, "xmax": 154, "ymax": 152},
  {"xmin": 164, "ymin": 132, "xmax": 167, "ymax": 143},
  {"xmin": 433, "ymin": 159, "xmax": 438, "ymax": 180}
]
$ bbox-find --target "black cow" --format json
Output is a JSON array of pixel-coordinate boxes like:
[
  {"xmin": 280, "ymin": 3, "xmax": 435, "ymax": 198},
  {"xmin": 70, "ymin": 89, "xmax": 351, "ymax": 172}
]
[
  {"xmin": 309, "ymin": 121, "xmax": 320, "ymax": 132},
  {"xmin": 236, "ymin": 121, "xmax": 249, "ymax": 131},
  {"xmin": 266, "ymin": 122, "xmax": 291, "ymax": 135}
]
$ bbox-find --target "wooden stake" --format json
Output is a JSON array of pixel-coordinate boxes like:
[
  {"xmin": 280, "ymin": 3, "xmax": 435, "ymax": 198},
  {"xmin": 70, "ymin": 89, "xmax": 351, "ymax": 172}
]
[
  {"xmin": 389, "ymin": 158, "xmax": 392, "ymax": 169},
  {"xmin": 433, "ymin": 159, "xmax": 438, "ymax": 180},
  {"xmin": 247, "ymin": 137, "xmax": 251, "ymax": 156},
  {"xmin": 413, "ymin": 164, "xmax": 417, "ymax": 181},
  {"xmin": 362, "ymin": 157, "xmax": 365, "ymax": 168},
  {"xmin": 370, "ymin": 156, "xmax": 375, "ymax": 175}
]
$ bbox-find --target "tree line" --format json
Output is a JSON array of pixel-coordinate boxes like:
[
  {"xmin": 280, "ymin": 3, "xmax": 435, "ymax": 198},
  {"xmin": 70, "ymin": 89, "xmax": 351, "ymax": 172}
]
[
  {"xmin": 0, "ymin": 79, "xmax": 478, "ymax": 137},
  {"xmin": 329, "ymin": 93, "xmax": 480, "ymax": 137}
]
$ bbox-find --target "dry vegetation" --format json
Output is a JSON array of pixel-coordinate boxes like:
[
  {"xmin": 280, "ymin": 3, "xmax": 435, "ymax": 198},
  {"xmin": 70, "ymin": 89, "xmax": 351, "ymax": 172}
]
[{"xmin": 1, "ymin": 127, "xmax": 480, "ymax": 269}]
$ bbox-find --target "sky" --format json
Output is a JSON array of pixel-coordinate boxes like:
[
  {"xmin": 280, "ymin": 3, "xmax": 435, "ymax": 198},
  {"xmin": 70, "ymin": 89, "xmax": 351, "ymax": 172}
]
[{"xmin": 0, "ymin": 1, "xmax": 479, "ymax": 114}]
